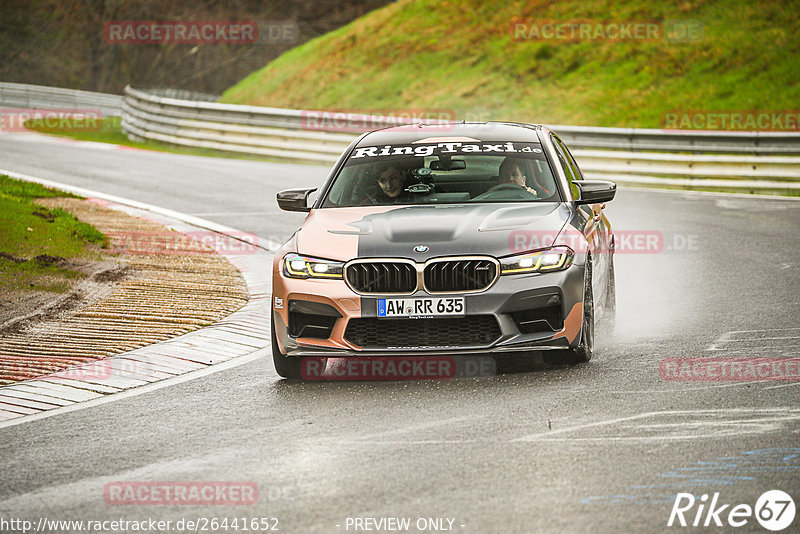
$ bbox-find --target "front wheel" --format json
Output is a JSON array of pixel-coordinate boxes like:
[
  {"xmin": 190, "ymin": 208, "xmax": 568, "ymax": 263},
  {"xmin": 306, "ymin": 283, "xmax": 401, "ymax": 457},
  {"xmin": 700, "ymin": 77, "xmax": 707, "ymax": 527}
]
[{"xmin": 271, "ymin": 313, "xmax": 301, "ymax": 379}]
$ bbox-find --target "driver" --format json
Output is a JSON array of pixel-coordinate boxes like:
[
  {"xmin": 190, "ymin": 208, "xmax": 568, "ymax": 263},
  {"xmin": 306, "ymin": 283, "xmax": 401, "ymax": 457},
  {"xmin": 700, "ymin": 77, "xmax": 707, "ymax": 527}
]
[{"xmin": 498, "ymin": 157, "xmax": 538, "ymax": 196}]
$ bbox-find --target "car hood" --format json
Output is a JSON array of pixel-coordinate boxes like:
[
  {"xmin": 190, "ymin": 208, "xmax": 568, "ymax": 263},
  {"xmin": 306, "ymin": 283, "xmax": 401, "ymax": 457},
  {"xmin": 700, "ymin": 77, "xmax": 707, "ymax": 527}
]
[{"xmin": 295, "ymin": 203, "xmax": 571, "ymax": 261}]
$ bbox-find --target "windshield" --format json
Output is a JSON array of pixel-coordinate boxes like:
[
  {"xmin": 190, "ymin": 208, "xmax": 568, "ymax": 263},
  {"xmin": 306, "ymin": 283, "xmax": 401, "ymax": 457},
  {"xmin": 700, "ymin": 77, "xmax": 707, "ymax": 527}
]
[{"xmin": 321, "ymin": 141, "xmax": 560, "ymax": 207}]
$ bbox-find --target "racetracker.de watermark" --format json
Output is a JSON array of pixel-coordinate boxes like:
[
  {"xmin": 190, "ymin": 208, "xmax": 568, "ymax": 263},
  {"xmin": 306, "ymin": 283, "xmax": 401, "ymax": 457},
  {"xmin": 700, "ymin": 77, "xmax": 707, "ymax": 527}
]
[
  {"xmin": 46, "ymin": 360, "xmax": 112, "ymax": 381},
  {"xmin": 508, "ymin": 230, "xmax": 699, "ymax": 255},
  {"xmin": 41, "ymin": 356, "xmax": 186, "ymax": 383},
  {"xmin": 104, "ymin": 481, "xmax": 259, "ymax": 505},
  {"xmin": 663, "ymin": 110, "xmax": 800, "ymax": 131},
  {"xmin": 0, "ymin": 108, "xmax": 102, "ymax": 133},
  {"xmin": 301, "ymin": 356, "xmax": 496, "ymax": 381},
  {"xmin": 103, "ymin": 20, "xmax": 299, "ymax": 45},
  {"xmin": 301, "ymin": 109, "xmax": 457, "ymax": 133},
  {"xmin": 106, "ymin": 231, "xmax": 259, "ymax": 255},
  {"xmin": 509, "ymin": 18, "xmax": 703, "ymax": 42},
  {"xmin": 661, "ymin": 358, "xmax": 800, "ymax": 382},
  {"xmin": 0, "ymin": 359, "xmax": 114, "ymax": 382},
  {"xmin": 38, "ymin": 356, "xmax": 183, "ymax": 383}
]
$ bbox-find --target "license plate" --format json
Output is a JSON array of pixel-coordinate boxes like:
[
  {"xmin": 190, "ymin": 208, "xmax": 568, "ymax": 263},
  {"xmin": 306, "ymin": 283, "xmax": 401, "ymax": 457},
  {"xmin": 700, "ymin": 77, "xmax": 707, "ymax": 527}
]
[{"xmin": 377, "ymin": 297, "xmax": 465, "ymax": 318}]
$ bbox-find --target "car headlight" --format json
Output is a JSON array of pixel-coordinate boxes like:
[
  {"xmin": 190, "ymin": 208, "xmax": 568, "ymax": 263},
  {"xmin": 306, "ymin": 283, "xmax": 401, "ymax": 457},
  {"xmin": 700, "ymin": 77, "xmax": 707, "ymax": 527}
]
[
  {"xmin": 500, "ymin": 246, "xmax": 574, "ymax": 275},
  {"xmin": 283, "ymin": 253, "xmax": 344, "ymax": 279}
]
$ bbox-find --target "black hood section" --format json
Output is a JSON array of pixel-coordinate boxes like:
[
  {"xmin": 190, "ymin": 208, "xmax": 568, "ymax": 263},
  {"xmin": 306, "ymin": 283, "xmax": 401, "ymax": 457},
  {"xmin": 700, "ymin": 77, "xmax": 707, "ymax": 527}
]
[{"xmin": 353, "ymin": 203, "xmax": 571, "ymax": 260}]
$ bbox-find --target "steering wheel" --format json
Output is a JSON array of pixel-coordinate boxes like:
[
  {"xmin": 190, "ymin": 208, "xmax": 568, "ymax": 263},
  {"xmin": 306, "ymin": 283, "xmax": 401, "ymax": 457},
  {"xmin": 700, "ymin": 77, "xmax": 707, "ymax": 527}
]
[
  {"xmin": 487, "ymin": 183, "xmax": 527, "ymax": 192},
  {"xmin": 354, "ymin": 183, "xmax": 381, "ymax": 205},
  {"xmin": 473, "ymin": 183, "xmax": 538, "ymax": 201}
]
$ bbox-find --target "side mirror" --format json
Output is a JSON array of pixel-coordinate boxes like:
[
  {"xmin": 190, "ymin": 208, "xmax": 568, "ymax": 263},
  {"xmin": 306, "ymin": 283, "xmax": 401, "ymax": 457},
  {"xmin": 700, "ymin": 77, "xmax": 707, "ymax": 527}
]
[
  {"xmin": 573, "ymin": 180, "xmax": 616, "ymax": 205},
  {"xmin": 277, "ymin": 188, "xmax": 317, "ymax": 212}
]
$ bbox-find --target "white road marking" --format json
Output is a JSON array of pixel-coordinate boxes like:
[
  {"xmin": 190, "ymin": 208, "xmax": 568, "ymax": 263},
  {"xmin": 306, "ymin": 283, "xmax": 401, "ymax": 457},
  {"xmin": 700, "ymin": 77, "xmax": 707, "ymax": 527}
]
[
  {"xmin": 763, "ymin": 382, "xmax": 800, "ymax": 391},
  {"xmin": 329, "ymin": 408, "xmax": 800, "ymax": 445},
  {"xmin": 513, "ymin": 408, "xmax": 800, "ymax": 443},
  {"xmin": 189, "ymin": 211, "xmax": 278, "ymax": 216},
  {"xmin": 708, "ymin": 327, "xmax": 800, "ymax": 352},
  {"xmin": 713, "ymin": 326, "xmax": 800, "ymax": 337}
]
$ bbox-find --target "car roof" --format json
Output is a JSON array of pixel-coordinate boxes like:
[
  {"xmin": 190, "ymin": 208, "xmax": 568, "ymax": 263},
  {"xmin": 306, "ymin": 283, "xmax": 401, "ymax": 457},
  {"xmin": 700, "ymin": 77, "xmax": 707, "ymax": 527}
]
[{"xmin": 355, "ymin": 122, "xmax": 549, "ymax": 147}]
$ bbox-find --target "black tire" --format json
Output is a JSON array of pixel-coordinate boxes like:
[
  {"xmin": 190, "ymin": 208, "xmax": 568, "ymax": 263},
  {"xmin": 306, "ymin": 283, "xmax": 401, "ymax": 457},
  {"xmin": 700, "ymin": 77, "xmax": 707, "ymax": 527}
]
[
  {"xmin": 546, "ymin": 260, "xmax": 594, "ymax": 365},
  {"xmin": 271, "ymin": 313, "xmax": 302, "ymax": 379}
]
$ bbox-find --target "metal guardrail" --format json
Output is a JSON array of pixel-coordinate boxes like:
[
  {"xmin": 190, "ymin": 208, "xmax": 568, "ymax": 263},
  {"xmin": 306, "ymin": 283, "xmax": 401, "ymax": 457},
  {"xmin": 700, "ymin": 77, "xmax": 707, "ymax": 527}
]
[
  {"xmin": 137, "ymin": 88, "xmax": 218, "ymax": 102},
  {"xmin": 119, "ymin": 85, "xmax": 800, "ymax": 186},
  {"xmin": 0, "ymin": 82, "xmax": 123, "ymax": 117},
  {"xmin": 551, "ymin": 125, "xmax": 800, "ymax": 155},
  {"xmin": 122, "ymin": 86, "xmax": 356, "ymax": 162},
  {"xmin": 573, "ymin": 150, "xmax": 800, "ymax": 179}
]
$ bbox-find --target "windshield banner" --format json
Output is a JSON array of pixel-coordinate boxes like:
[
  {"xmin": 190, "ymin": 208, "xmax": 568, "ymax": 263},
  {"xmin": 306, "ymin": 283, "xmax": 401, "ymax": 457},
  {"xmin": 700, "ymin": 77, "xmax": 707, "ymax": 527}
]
[{"xmin": 350, "ymin": 142, "xmax": 544, "ymax": 159}]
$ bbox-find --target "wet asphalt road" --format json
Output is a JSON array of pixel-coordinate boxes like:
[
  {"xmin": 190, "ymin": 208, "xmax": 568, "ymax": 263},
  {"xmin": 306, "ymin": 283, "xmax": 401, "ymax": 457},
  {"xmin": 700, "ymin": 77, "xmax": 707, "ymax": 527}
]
[{"xmin": 0, "ymin": 132, "xmax": 799, "ymax": 533}]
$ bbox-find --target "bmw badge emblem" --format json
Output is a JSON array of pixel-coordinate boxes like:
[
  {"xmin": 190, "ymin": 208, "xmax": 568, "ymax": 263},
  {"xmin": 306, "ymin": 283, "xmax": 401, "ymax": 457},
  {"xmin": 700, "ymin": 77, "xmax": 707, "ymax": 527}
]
[{"xmin": 414, "ymin": 245, "xmax": 429, "ymax": 253}]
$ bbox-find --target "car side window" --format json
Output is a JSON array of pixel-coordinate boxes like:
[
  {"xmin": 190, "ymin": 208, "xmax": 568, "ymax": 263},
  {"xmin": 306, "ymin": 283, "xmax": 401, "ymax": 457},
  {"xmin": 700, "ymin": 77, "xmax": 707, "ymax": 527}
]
[
  {"xmin": 551, "ymin": 136, "xmax": 573, "ymax": 180},
  {"xmin": 551, "ymin": 134, "xmax": 580, "ymax": 199},
  {"xmin": 560, "ymin": 138, "xmax": 586, "ymax": 181}
]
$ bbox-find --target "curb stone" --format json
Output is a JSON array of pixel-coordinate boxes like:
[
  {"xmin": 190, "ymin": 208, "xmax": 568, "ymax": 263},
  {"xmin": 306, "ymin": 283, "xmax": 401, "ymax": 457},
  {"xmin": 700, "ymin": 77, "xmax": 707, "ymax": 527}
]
[{"xmin": 0, "ymin": 188, "xmax": 273, "ymax": 423}]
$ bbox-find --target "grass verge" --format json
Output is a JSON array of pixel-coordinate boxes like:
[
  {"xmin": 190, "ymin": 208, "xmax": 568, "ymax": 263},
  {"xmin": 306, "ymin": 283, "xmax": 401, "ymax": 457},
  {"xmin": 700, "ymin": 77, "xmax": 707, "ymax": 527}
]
[
  {"xmin": 220, "ymin": 0, "xmax": 800, "ymax": 129},
  {"xmin": 0, "ymin": 175, "xmax": 107, "ymax": 293}
]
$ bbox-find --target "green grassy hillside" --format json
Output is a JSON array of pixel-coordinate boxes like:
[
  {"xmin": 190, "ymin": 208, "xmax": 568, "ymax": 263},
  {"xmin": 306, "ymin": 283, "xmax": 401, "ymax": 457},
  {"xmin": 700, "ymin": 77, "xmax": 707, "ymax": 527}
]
[{"xmin": 220, "ymin": 0, "xmax": 800, "ymax": 128}]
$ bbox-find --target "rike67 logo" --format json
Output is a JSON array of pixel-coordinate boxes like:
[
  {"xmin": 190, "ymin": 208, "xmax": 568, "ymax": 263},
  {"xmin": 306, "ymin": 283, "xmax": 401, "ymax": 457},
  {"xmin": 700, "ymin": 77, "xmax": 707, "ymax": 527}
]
[{"xmin": 668, "ymin": 490, "xmax": 795, "ymax": 531}]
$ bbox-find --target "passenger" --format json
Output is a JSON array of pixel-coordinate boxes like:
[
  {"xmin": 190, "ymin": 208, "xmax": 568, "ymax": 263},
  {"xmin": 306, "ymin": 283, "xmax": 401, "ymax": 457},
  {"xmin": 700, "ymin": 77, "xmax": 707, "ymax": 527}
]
[
  {"xmin": 498, "ymin": 157, "xmax": 538, "ymax": 196},
  {"xmin": 364, "ymin": 161, "xmax": 414, "ymax": 204}
]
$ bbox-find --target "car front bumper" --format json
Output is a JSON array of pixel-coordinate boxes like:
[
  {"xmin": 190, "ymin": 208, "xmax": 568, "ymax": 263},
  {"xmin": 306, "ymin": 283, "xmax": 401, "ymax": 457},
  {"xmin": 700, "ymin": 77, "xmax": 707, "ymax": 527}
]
[{"xmin": 272, "ymin": 263, "xmax": 586, "ymax": 357}]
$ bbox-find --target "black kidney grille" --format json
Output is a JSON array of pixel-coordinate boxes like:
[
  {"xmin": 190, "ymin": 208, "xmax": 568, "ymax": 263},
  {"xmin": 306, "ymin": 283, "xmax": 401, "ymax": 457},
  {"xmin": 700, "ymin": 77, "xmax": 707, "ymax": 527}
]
[
  {"xmin": 344, "ymin": 316, "xmax": 501, "ymax": 349},
  {"xmin": 346, "ymin": 262, "xmax": 417, "ymax": 293},
  {"xmin": 424, "ymin": 259, "xmax": 496, "ymax": 292}
]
